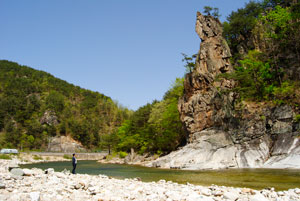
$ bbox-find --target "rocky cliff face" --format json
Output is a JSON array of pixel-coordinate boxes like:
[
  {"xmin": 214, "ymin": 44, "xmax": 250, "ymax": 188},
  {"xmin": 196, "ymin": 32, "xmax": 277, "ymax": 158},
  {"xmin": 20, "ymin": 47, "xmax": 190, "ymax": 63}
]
[
  {"xmin": 178, "ymin": 12, "xmax": 235, "ymax": 139},
  {"xmin": 47, "ymin": 136, "xmax": 86, "ymax": 153},
  {"xmin": 148, "ymin": 12, "xmax": 300, "ymax": 170}
]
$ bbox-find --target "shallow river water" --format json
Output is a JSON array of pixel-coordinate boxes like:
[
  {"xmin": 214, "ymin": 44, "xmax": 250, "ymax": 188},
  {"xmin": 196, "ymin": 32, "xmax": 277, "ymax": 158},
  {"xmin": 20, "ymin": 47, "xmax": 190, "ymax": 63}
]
[{"xmin": 21, "ymin": 160, "xmax": 300, "ymax": 191}]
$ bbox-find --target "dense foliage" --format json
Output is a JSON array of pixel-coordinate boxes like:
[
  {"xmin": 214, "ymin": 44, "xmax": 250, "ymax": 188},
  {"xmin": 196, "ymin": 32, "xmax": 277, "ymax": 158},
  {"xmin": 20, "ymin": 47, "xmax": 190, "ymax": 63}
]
[
  {"xmin": 223, "ymin": 0, "xmax": 299, "ymax": 61},
  {"xmin": 223, "ymin": 1, "xmax": 263, "ymax": 59},
  {"xmin": 0, "ymin": 60, "xmax": 131, "ymax": 150},
  {"xmin": 222, "ymin": 0, "xmax": 300, "ymax": 106},
  {"xmin": 114, "ymin": 78, "xmax": 186, "ymax": 155}
]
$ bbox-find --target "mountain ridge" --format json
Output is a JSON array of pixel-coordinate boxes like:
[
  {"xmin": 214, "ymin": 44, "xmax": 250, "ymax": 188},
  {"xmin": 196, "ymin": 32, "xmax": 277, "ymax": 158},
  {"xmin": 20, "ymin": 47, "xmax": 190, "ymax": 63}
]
[{"xmin": 0, "ymin": 60, "xmax": 131, "ymax": 150}]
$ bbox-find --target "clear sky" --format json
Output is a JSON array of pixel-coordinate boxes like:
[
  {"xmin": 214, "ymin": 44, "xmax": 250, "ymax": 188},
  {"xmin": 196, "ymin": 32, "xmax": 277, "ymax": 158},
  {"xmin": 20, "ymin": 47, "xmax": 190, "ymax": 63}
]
[{"xmin": 0, "ymin": 0, "xmax": 251, "ymax": 110}]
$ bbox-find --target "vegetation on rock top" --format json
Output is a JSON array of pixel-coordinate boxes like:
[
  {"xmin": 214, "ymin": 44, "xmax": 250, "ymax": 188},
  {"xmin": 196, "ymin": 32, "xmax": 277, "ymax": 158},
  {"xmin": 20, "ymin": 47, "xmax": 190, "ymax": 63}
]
[{"xmin": 221, "ymin": 0, "xmax": 300, "ymax": 108}]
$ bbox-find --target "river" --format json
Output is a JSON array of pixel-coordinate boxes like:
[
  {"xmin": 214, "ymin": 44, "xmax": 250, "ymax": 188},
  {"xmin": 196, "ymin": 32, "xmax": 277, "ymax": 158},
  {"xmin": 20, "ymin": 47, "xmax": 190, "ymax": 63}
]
[{"xmin": 21, "ymin": 160, "xmax": 300, "ymax": 191}]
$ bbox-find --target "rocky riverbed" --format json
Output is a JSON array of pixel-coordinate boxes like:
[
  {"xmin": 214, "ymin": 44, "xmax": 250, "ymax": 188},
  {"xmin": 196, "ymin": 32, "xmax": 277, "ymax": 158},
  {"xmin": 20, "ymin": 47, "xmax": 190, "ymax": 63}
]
[{"xmin": 1, "ymin": 159, "xmax": 300, "ymax": 201}]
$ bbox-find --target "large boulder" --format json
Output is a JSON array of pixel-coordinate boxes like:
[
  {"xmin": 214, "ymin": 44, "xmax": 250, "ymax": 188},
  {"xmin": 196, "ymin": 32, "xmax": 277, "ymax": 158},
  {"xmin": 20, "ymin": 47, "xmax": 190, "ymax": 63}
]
[
  {"xmin": 47, "ymin": 136, "xmax": 86, "ymax": 153},
  {"xmin": 10, "ymin": 168, "xmax": 24, "ymax": 176}
]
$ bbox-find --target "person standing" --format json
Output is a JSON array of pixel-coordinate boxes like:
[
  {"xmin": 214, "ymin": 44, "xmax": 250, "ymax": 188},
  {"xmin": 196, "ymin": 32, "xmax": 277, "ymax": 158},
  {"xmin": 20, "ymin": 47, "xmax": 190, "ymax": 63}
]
[{"xmin": 72, "ymin": 153, "xmax": 77, "ymax": 174}]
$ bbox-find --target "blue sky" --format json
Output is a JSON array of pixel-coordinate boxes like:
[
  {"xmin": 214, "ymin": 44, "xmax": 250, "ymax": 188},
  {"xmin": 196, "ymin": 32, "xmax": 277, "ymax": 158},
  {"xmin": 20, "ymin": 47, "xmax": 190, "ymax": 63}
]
[{"xmin": 0, "ymin": 0, "xmax": 251, "ymax": 110}]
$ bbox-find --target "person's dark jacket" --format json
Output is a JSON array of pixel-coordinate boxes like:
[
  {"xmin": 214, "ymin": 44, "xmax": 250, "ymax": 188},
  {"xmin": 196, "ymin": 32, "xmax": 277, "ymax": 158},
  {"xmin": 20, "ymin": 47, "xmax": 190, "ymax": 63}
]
[{"xmin": 72, "ymin": 156, "xmax": 76, "ymax": 167}]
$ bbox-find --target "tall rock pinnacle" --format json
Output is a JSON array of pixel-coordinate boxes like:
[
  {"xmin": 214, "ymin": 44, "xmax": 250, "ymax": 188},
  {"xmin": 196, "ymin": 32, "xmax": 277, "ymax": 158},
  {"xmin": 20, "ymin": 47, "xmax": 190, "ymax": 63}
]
[{"xmin": 178, "ymin": 12, "xmax": 235, "ymax": 141}]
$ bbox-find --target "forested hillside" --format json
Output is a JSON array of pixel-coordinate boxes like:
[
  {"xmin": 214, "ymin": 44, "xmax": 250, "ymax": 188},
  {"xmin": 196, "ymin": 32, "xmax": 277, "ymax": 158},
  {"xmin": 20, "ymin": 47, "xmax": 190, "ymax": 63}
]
[
  {"xmin": 0, "ymin": 60, "xmax": 131, "ymax": 150},
  {"xmin": 222, "ymin": 0, "xmax": 300, "ymax": 105}
]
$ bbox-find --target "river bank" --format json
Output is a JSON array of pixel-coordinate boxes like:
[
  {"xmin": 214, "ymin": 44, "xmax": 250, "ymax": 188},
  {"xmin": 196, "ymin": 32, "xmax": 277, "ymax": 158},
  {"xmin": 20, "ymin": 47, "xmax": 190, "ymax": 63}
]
[
  {"xmin": 6, "ymin": 152, "xmax": 107, "ymax": 164},
  {"xmin": 1, "ymin": 159, "xmax": 300, "ymax": 201}
]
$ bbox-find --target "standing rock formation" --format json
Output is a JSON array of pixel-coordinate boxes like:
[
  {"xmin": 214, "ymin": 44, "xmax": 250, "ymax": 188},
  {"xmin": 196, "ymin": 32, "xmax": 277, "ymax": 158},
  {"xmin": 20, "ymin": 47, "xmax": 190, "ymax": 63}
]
[
  {"xmin": 148, "ymin": 12, "xmax": 300, "ymax": 170},
  {"xmin": 178, "ymin": 12, "xmax": 235, "ymax": 139}
]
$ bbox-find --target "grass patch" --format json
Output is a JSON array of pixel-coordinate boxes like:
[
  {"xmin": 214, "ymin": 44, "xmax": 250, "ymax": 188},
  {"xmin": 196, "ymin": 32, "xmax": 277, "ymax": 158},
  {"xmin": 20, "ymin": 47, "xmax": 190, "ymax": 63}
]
[
  {"xmin": 0, "ymin": 154, "xmax": 12, "ymax": 160},
  {"xmin": 63, "ymin": 154, "xmax": 72, "ymax": 160},
  {"xmin": 33, "ymin": 155, "xmax": 43, "ymax": 160},
  {"xmin": 105, "ymin": 152, "xmax": 117, "ymax": 160},
  {"xmin": 295, "ymin": 114, "xmax": 300, "ymax": 122}
]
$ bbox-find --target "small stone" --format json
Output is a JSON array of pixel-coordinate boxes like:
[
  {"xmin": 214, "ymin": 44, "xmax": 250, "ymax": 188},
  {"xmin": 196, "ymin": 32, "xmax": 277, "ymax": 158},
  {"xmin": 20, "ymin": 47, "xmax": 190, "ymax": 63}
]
[
  {"xmin": 0, "ymin": 183, "xmax": 5, "ymax": 189},
  {"xmin": 241, "ymin": 188, "xmax": 252, "ymax": 194},
  {"xmin": 30, "ymin": 192, "xmax": 40, "ymax": 201},
  {"xmin": 268, "ymin": 192, "xmax": 278, "ymax": 199},
  {"xmin": 223, "ymin": 191, "xmax": 239, "ymax": 200},
  {"xmin": 79, "ymin": 182, "xmax": 86, "ymax": 188},
  {"xmin": 11, "ymin": 175, "xmax": 23, "ymax": 180},
  {"xmin": 201, "ymin": 188, "xmax": 211, "ymax": 196},
  {"xmin": 23, "ymin": 168, "xmax": 33, "ymax": 176},
  {"xmin": 134, "ymin": 177, "xmax": 141, "ymax": 181},
  {"xmin": 62, "ymin": 168, "xmax": 70, "ymax": 174},
  {"xmin": 249, "ymin": 194, "xmax": 269, "ymax": 201},
  {"xmin": 25, "ymin": 181, "xmax": 32, "ymax": 187},
  {"xmin": 4, "ymin": 175, "xmax": 12, "ymax": 180},
  {"xmin": 88, "ymin": 187, "xmax": 96, "ymax": 192},
  {"xmin": 158, "ymin": 179, "xmax": 166, "ymax": 184},
  {"xmin": 212, "ymin": 190, "xmax": 223, "ymax": 196},
  {"xmin": 75, "ymin": 183, "xmax": 81, "ymax": 189},
  {"xmin": 44, "ymin": 168, "xmax": 54, "ymax": 174},
  {"xmin": 295, "ymin": 188, "xmax": 300, "ymax": 194},
  {"xmin": 277, "ymin": 191, "xmax": 284, "ymax": 196}
]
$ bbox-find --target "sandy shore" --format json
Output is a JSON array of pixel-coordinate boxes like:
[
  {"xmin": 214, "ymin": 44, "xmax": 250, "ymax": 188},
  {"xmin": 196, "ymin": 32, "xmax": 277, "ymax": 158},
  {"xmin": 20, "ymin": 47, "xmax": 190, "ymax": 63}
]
[{"xmin": 1, "ymin": 158, "xmax": 300, "ymax": 201}]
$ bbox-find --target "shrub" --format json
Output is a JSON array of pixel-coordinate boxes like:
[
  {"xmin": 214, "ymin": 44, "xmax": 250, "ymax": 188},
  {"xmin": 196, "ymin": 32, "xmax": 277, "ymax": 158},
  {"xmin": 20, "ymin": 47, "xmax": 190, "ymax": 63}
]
[
  {"xmin": 105, "ymin": 152, "xmax": 117, "ymax": 160},
  {"xmin": 63, "ymin": 154, "xmax": 72, "ymax": 160},
  {"xmin": 33, "ymin": 155, "xmax": 43, "ymax": 160},
  {"xmin": 295, "ymin": 114, "xmax": 300, "ymax": 122},
  {"xmin": 119, "ymin": 151, "xmax": 128, "ymax": 159},
  {"xmin": 273, "ymin": 81, "xmax": 294, "ymax": 101}
]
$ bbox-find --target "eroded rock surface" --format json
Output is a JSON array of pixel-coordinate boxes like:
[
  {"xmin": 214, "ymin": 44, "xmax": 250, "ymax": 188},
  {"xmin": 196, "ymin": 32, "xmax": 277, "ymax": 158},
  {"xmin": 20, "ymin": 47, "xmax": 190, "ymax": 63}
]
[
  {"xmin": 178, "ymin": 12, "xmax": 235, "ymax": 138},
  {"xmin": 47, "ymin": 136, "xmax": 86, "ymax": 153}
]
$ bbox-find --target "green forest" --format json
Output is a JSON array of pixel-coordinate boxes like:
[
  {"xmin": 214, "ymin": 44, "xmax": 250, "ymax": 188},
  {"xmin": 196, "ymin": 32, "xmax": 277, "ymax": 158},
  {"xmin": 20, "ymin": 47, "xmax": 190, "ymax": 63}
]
[
  {"xmin": 222, "ymin": 0, "xmax": 300, "ymax": 105},
  {"xmin": 0, "ymin": 60, "xmax": 131, "ymax": 150},
  {"xmin": 1, "ymin": 0, "xmax": 299, "ymax": 155},
  {"xmin": 115, "ymin": 78, "xmax": 186, "ymax": 155},
  {"xmin": 0, "ymin": 60, "xmax": 186, "ymax": 154}
]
